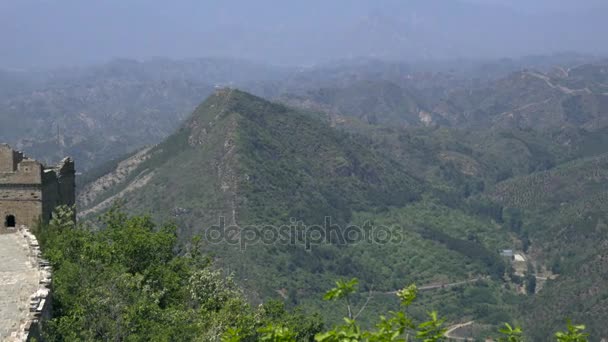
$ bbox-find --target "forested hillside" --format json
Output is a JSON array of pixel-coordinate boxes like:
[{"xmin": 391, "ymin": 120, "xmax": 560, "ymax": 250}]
[
  {"xmin": 16, "ymin": 57, "xmax": 608, "ymax": 340},
  {"xmin": 490, "ymin": 153, "xmax": 608, "ymax": 338},
  {"xmin": 40, "ymin": 206, "xmax": 591, "ymax": 341},
  {"xmin": 73, "ymin": 79, "xmax": 608, "ymax": 339}
]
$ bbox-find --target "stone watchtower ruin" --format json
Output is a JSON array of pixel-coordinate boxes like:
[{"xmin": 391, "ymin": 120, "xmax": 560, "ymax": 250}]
[{"xmin": 0, "ymin": 144, "xmax": 75, "ymax": 231}]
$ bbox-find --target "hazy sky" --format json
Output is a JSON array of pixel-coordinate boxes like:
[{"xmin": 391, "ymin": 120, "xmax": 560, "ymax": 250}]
[
  {"xmin": 1, "ymin": 0, "xmax": 606, "ymax": 69},
  {"xmin": 467, "ymin": 0, "xmax": 606, "ymax": 12}
]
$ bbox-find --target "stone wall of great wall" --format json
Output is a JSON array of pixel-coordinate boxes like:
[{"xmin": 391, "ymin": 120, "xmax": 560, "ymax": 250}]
[
  {"xmin": 0, "ymin": 227, "xmax": 52, "ymax": 341},
  {"xmin": 0, "ymin": 144, "xmax": 75, "ymax": 231}
]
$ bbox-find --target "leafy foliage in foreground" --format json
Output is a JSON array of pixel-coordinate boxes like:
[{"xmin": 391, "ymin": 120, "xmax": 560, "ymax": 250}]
[
  {"xmin": 225, "ymin": 277, "xmax": 590, "ymax": 342},
  {"xmin": 38, "ymin": 206, "xmax": 323, "ymax": 341}
]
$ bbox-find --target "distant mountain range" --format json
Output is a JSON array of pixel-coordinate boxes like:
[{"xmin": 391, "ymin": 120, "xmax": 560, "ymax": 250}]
[
  {"xmin": 1, "ymin": 56, "xmax": 606, "ymax": 171},
  {"xmin": 281, "ymin": 60, "xmax": 608, "ymax": 132},
  {"xmin": 0, "ymin": 58, "xmax": 287, "ymax": 169}
]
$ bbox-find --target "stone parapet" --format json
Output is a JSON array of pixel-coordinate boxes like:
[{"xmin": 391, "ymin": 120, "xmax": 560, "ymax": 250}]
[
  {"xmin": 1, "ymin": 227, "xmax": 52, "ymax": 342},
  {"xmin": 23, "ymin": 227, "xmax": 52, "ymax": 341}
]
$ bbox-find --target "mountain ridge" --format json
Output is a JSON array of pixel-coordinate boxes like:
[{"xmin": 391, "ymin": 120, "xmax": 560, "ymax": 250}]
[{"xmin": 78, "ymin": 88, "xmax": 425, "ymax": 229}]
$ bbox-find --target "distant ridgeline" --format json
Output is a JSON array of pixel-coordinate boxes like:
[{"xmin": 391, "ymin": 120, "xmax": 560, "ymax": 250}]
[{"xmin": 0, "ymin": 144, "xmax": 75, "ymax": 231}]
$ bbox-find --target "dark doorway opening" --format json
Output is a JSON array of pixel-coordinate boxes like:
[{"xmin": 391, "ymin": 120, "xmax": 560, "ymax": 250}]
[{"xmin": 5, "ymin": 215, "xmax": 16, "ymax": 228}]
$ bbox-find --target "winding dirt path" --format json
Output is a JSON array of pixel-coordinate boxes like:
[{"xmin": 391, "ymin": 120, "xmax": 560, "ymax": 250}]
[{"xmin": 445, "ymin": 321, "xmax": 475, "ymax": 341}]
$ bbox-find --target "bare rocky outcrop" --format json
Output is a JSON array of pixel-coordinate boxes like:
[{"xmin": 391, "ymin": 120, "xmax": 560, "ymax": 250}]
[
  {"xmin": 77, "ymin": 146, "xmax": 152, "ymax": 209},
  {"xmin": 78, "ymin": 169, "xmax": 155, "ymax": 218},
  {"xmin": 216, "ymin": 116, "xmax": 239, "ymax": 225}
]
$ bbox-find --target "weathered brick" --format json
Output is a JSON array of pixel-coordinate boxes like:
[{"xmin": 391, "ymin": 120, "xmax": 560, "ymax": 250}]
[{"xmin": 0, "ymin": 144, "xmax": 75, "ymax": 231}]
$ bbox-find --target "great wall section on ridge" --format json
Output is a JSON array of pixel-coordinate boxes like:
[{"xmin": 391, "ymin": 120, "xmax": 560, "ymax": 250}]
[
  {"xmin": 0, "ymin": 227, "xmax": 52, "ymax": 341},
  {"xmin": 0, "ymin": 144, "xmax": 75, "ymax": 341}
]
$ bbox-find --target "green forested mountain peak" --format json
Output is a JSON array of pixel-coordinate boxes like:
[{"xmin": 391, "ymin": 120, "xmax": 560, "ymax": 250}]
[
  {"xmin": 77, "ymin": 89, "xmax": 437, "ymax": 320},
  {"xmin": 79, "ymin": 87, "xmax": 424, "ymax": 236}
]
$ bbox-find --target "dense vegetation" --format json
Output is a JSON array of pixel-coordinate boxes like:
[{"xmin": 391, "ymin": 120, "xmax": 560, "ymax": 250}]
[
  {"xmin": 488, "ymin": 153, "xmax": 608, "ymax": 338},
  {"xmin": 40, "ymin": 206, "xmax": 595, "ymax": 341},
  {"xmin": 38, "ymin": 206, "xmax": 323, "ymax": 341},
  {"xmin": 76, "ymin": 91, "xmax": 519, "ymax": 327}
]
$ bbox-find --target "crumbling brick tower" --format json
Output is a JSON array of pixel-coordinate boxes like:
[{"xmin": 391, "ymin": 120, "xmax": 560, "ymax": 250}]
[{"xmin": 0, "ymin": 144, "xmax": 75, "ymax": 231}]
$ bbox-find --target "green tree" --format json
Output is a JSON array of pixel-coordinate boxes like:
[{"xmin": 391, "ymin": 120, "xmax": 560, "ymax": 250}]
[
  {"xmin": 555, "ymin": 321, "xmax": 588, "ymax": 342},
  {"xmin": 316, "ymin": 279, "xmax": 445, "ymax": 342},
  {"xmin": 39, "ymin": 206, "xmax": 321, "ymax": 341},
  {"xmin": 497, "ymin": 323, "xmax": 523, "ymax": 342},
  {"xmin": 526, "ymin": 263, "xmax": 536, "ymax": 295},
  {"xmin": 323, "ymin": 278, "xmax": 359, "ymax": 319}
]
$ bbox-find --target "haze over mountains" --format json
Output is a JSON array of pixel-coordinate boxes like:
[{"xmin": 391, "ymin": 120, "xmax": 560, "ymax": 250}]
[
  {"xmin": 1, "ymin": 0, "xmax": 607, "ymax": 68},
  {"xmin": 2, "ymin": 55, "xmax": 605, "ymax": 170},
  {"xmin": 3, "ymin": 1, "xmax": 608, "ymax": 340}
]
